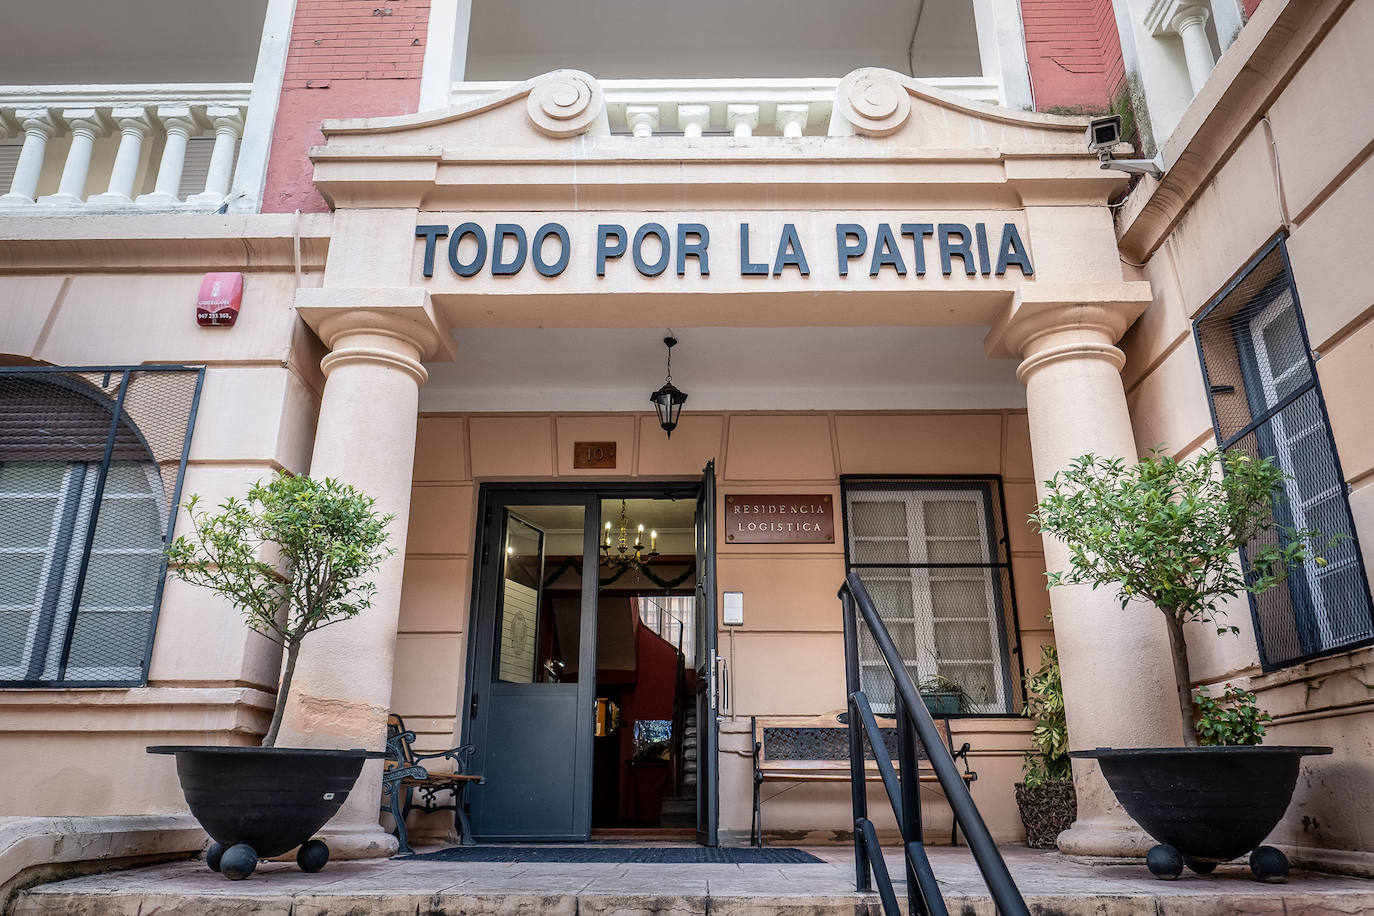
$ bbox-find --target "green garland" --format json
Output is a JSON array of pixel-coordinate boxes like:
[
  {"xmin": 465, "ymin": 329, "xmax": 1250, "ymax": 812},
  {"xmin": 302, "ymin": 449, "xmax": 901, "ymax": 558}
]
[{"xmin": 542, "ymin": 556, "xmax": 695, "ymax": 591}]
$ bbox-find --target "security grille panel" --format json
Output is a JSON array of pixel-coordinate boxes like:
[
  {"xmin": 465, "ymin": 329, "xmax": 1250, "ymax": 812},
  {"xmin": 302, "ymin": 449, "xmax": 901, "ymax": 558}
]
[
  {"xmin": 1194, "ymin": 238, "xmax": 1374, "ymax": 668},
  {"xmin": 842, "ymin": 477, "xmax": 1022, "ymax": 716},
  {"xmin": 0, "ymin": 367, "xmax": 202, "ymax": 686}
]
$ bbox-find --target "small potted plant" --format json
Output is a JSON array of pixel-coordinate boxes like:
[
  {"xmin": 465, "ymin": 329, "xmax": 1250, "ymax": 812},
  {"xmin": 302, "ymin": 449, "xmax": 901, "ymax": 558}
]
[
  {"xmin": 148, "ymin": 473, "xmax": 393, "ymax": 880},
  {"xmin": 1014, "ymin": 645, "xmax": 1076, "ymax": 848},
  {"xmin": 917, "ymin": 672, "xmax": 969, "ymax": 717},
  {"xmin": 1033, "ymin": 449, "xmax": 1332, "ymax": 881}
]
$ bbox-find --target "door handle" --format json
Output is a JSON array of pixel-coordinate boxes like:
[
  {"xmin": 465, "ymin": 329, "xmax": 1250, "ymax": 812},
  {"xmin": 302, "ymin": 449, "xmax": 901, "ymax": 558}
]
[{"xmin": 715, "ymin": 655, "xmax": 729, "ymax": 720}]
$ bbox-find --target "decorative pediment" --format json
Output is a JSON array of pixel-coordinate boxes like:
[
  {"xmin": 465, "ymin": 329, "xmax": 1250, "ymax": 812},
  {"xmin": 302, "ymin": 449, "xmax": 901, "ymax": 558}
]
[{"xmin": 308, "ymin": 69, "xmax": 1123, "ymax": 211}]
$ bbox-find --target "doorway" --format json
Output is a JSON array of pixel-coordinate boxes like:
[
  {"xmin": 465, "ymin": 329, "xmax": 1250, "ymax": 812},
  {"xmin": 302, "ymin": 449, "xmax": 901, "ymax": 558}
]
[{"xmin": 463, "ymin": 463, "xmax": 719, "ymax": 844}]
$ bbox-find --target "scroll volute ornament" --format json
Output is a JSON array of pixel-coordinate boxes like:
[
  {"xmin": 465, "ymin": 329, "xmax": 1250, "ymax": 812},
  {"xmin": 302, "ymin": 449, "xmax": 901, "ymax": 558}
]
[
  {"xmin": 835, "ymin": 68, "xmax": 913, "ymax": 137},
  {"xmin": 526, "ymin": 70, "xmax": 605, "ymax": 138}
]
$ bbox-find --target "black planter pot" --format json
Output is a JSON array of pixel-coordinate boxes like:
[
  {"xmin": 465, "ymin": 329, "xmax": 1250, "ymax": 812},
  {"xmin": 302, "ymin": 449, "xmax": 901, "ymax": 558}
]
[
  {"xmin": 148, "ymin": 745, "xmax": 377, "ymax": 880},
  {"xmin": 1072, "ymin": 745, "xmax": 1331, "ymax": 880}
]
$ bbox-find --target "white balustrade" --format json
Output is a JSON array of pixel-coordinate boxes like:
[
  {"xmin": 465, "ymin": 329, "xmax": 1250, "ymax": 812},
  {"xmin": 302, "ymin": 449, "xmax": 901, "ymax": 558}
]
[
  {"xmin": 0, "ymin": 84, "xmax": 250, "ymax": 211},
  {"xmin": 451, "ymin": 76, "xmax": 1005, "ymax": 138}
]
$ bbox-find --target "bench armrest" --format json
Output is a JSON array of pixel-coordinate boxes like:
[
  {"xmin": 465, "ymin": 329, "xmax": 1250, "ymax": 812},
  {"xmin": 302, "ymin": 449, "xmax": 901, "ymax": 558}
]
[{"xmin": 412, "ymin": 744, "xmax": 477, "ymax": 775}]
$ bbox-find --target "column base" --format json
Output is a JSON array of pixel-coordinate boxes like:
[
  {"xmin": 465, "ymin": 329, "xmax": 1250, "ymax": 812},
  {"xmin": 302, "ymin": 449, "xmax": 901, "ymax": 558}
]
[
  {"xmin": 0, "ymin": 193, "xmax": 36, "ymax": 208},
  {"xmin": 185, "ymin": 191, "xmax": 228, "ymax": 208},
  {"xmin": 1056, "ymin": 813, "xmax": 1154, "ymax": 858},
  {"xmin": 310, "ymin": 821, "xmax": 399, "ymax": 860},
  {"xmin": 34, "ymin": 193, "xmax": 84, "ymax": 207},
  {"xmin": 135, "ymin": 192, "xmax": 184, "ymax": 208},
  {"xmin": 87, "ymin": 192, "xmax": 135, "ymax": 207}
]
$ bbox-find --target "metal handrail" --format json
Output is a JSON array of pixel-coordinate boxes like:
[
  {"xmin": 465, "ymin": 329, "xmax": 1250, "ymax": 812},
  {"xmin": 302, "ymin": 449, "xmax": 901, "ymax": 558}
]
[{"xmin": 840, "ymin": 571, "xmax": 1029, "ymax": 916}]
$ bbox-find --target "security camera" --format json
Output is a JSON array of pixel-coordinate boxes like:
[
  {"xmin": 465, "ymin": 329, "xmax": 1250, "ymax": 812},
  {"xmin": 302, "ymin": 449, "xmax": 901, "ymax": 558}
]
[
  {"xmin": 1086, "ymin": 115, "xmax": 1122, "ymax": 153},
  {"xmin": 1086, "ymin": 113, "xmax": 1164, "ymax": 180}
]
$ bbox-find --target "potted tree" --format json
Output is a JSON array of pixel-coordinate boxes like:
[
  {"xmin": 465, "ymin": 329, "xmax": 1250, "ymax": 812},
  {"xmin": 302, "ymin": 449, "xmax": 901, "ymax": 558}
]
[
  {"xmin": 1014, "ymin": 645, "xmax": 1076, "ymax": 848},
  {"xmin": 148, "ymin": 473, "xmax": 394, "ymax": 880},
  {"xmin": 1033, "ymin": 450, "xmax": 1332, "ymax": 881}
]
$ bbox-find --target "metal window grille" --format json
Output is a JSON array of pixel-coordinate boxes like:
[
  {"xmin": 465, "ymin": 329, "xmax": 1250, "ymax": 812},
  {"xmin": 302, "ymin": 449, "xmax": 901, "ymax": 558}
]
[
  {"xmin": 1194, "ymin": 237, "xmax": 1374, "ymax": 669},
  {"xmin": 0, "ymin": 366, "xmax": 203, "ymax": 687},
  {"xmin": 841, "ymin": 476, "xmax": 1023, "ymax": 716}
]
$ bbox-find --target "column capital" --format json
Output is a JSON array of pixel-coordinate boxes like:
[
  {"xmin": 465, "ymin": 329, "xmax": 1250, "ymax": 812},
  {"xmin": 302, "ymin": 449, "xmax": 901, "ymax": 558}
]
[
  {"xmin": 727, "ymin": 104, "xmax": 760, "ymax": 137},
  {"xmin": 1144, "ymin": 0, "xmax": 1211, "ymax": 37},
  {"xmin": 15, "ymin": 108, "xmax": 64, "ymax": 138},
  {"xmin": 206, "ymin": 106, "xmax": 246, "ymax": 135},
  {"xmin": 155, "ymin": 105, "xmax": 206, "ymax": 137},
  {"xmin": 984, "ymin": 281, "xmax": 1154, "ymax": 380},
  {"xmin": 0, "ymin": 110, "xmax": 19, "ymax": 139},
  {"xmin": 59, "ymin": 108, "xmax": 113, "ymax": 139},
  {"xmin": 676, "ymin": 104, "xmax": 710, "ymax": 137},
  {"xmin": 295, "ymin": 287, "xmax": 455, "ymax": 386},
  {"xmin": 110, "ymin": 107, "xmax": 156, "ymax": 135}
]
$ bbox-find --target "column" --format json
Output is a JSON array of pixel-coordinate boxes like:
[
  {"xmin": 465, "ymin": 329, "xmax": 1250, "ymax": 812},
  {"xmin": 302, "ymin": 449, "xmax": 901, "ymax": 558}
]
[
  {"xmin": 994, "ymin": 296, "xmax": 1182, "ymax": 858},
  {"xmin": 727, "ymin": 104, "xmax": 758, "ymax": 138},
  {"xmin": 1144, "ymin": 0, "xmax": 1217, "ymax": 97},
  {"xmin": 0, "ymin": 109, "xmax": 62, "ymax": 207},
  {"xmin": 774, "ymin": 104, "xmax": 809, "ymax": 138},
  {"xmin": 36, "ymin": 109, "xmax": 111, "ymax": 206},
  {"xmin": 1172, "ymin": 5, "xmax": 1216, "ymax": 95},
  {"xmin": 625, "ymin": 105, "xmax": 658, "ymax": 139},
  {"xmin": 187, "ymin": 107, "xmax": 245, "ymax": 207},
  {"xmin": 677, "ymin": 104, "xmax": 710, "ymax": 138},
  {"xmin": 278, "ymin": 288, "xmax": 453, "ymax": 859},
  {"xmin": 136, "ymin": 106, "xmax": 203, "ymax": 208},
  {"xmin": 89, "ymin": 108, "xmax": 155, "ymax": 206}
]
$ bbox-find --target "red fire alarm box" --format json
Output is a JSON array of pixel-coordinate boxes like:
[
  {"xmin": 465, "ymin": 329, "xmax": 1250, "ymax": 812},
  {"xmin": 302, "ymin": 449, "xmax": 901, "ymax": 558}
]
[{"xmin": 196, "ymin": 272, "xmax": 243, "ymax": 327}]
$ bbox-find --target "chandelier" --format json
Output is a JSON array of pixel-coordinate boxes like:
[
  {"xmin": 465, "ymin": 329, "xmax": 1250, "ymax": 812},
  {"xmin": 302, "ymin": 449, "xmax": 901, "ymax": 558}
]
[{"xmin": 600, "ymin": 499, "xmax": 659, "ymax": 570}]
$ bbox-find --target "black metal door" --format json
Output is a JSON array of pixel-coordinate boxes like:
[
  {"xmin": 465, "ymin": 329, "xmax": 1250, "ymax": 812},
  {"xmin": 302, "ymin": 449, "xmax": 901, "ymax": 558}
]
[
  {"xmin": 694, "ymin": 461, "xmax": 720, "ymax": 846},
  {"xmin": 466, "ymin": 491, "xmax": 599, "ymax": 840}
]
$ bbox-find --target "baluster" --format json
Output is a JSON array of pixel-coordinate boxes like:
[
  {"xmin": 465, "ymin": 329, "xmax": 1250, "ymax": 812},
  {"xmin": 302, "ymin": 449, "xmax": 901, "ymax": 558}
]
[
  {"xmin": 136, "ymin": 106, "xmax": 206, "ymax": 207},
  {"xmin": 38, "ymin": 109, "xmax": 112, "ymax": 206},
  {"xmin": 0, "ymin": 108, "xmax": 63, "ymax": 207},
  {"xmin": 677, "ymin": 104, "xmax": 710, "ymax": 138},
  {"xmin": 625, "ymin": 105, "xmax": 658, "ymax": 139},
  {"xmin": 89, "ymin": 107, "xmax": 155, "ymax": 206},
  {"xmin": 187, "ymin": 107, "xmax": 245, "ymax": 206},
  {"xmin": 727, "ymin": 104, "xmax": 758, "ymax": 138},
  {"xmin": 775, "ymin": 104, "xmax": 809, "ymax": 138}
]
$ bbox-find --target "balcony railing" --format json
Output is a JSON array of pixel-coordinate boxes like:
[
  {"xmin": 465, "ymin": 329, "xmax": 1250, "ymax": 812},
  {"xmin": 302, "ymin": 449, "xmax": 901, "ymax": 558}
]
[
  {"xmin": 451, "ymin": 76, "xmax": 1004, "ymax": 138},
  {"xmin": 0, "ymin": 84, "xmax": 252, "ymax": 212}
]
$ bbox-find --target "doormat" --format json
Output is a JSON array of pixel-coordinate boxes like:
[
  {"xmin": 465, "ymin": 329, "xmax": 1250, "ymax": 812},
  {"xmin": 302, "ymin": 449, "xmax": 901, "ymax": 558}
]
[{"xmin": 404, "ymin": 846, "xmax": 825, "ymax": 864}]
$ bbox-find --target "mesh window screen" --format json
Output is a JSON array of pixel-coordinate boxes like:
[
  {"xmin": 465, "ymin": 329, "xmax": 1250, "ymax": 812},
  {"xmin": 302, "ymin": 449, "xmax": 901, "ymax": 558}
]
[
  {"xmin": 842, "ymin": 477, "xmax": 1022, "ymax": 716},
  {"xmin": 0, "ymin": 366, "xmax": 203, "ymax": 687},
  {"xmin": 1194, "ymin": 239, "xmax": 1374, "ymax": 669}
]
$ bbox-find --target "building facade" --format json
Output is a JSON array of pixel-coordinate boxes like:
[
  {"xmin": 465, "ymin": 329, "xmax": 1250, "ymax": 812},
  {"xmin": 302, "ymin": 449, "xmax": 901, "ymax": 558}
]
[{"xmin": 0, "ymin": 0, "xmax": 1371, "ymax": 891}]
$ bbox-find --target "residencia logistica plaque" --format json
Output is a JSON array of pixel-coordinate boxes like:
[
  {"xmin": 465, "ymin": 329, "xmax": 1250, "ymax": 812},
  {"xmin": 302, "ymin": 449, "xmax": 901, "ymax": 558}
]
[{"xmin": 725, "ymin": 494, "xmax": 834, "ymax": 544}]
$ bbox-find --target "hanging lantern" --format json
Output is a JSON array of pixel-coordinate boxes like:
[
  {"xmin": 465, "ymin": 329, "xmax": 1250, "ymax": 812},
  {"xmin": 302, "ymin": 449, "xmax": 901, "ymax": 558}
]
[{"xmin": 650, "ymin": 335, "xmax": 688, "ymax": 437}]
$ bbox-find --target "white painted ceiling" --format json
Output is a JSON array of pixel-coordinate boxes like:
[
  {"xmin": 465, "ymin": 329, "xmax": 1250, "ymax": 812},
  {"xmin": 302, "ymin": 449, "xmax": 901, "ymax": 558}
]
[
  {"xmin": 0, "ymin": 0, "xmax": 269, "ymax": 84},
  {"xmin": 421, "ymin": 326, "xmax": 1024, "ymax": 412},
  {"xmin": 463, "ymin": 0, "xmax": 981, "ymax": 80}
]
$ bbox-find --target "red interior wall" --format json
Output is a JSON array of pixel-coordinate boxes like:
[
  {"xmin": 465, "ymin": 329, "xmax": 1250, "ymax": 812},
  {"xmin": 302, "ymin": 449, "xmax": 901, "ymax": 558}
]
[
  {"xmin": 1020, "ymin": 0, "xmax": 1127, "ymax": 112},
  {"xmin": 262, "ymin": 0, "xmax": 430, "ymax": 212}
]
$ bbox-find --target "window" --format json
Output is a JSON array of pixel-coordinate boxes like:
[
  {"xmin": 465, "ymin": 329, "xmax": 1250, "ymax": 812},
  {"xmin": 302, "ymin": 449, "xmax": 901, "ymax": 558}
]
[
  {"xmin": 0, "ymin": 367, "xmax": 202, "ymax": 687},
  {"xmin": 1194, "ymin": 238, "xmax": 1374, "ymax": 669},
  {"xmin": 842, "ymin": 477, "xmax": 1022, "ymax": 716}
]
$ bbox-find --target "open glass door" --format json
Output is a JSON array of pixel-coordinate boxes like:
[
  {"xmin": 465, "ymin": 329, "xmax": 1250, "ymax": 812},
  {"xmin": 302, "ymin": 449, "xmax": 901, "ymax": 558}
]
[
  {"xmin": 466, "ymin": 493, "xmax": 599, "ymax": 840},
  {"xmin": 694, "ymin": 461, "xmax": 719, "ymax": 845}
]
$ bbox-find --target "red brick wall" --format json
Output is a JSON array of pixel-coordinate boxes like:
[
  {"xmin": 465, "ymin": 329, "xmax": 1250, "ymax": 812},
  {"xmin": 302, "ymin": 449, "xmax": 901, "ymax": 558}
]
[
  {"xmin": 263, "ymin": 0, "xmax": 430, "ymax": 213},
  {"xmin": 1020, "ymin": 0, "xmax": 1127, "ymax": 113}
]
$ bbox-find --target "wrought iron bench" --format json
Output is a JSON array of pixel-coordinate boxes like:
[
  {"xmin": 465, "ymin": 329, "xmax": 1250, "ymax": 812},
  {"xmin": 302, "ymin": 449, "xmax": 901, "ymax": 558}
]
[
  {"xmin": 750, "ymin": 712, "xmax": 975, "ymax": 848},
  {"xmin": 382, "ymin": 713, "xmax": 482, "ymax": 854}
]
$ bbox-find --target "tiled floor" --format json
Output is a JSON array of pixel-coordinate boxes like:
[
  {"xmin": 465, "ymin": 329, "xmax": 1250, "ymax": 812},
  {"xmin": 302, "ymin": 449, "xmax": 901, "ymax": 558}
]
[{"xmin": 13, "ymin": 844, "xmax": 1374, "ymax": 915}]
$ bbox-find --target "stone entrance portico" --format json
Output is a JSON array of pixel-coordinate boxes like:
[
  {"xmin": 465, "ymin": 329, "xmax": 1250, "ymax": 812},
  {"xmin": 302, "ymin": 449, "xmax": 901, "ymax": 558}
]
[{"xmin": 278, "ymin": 68, "xmax": 1177, "ymax": 858}]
